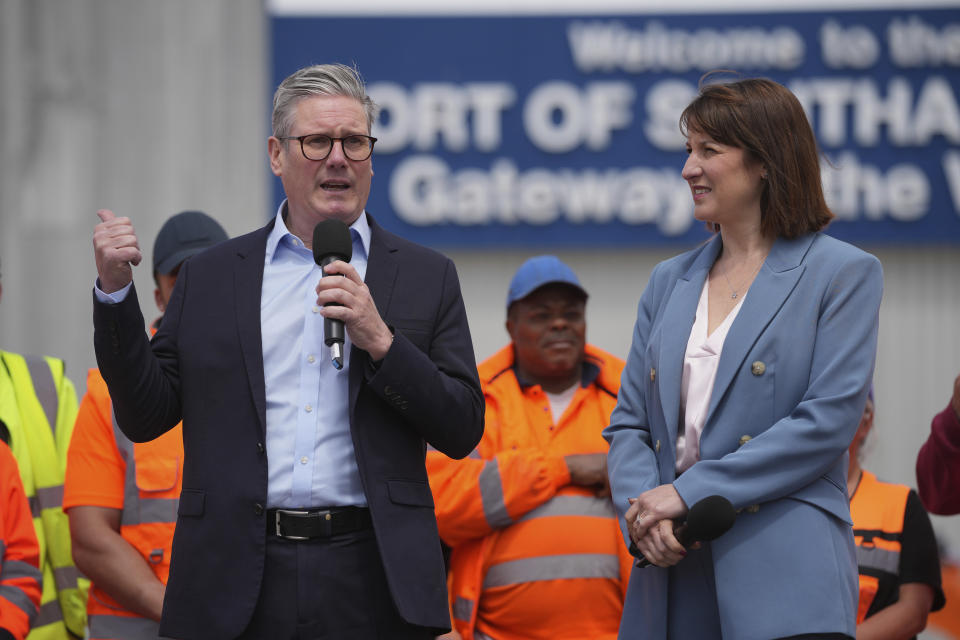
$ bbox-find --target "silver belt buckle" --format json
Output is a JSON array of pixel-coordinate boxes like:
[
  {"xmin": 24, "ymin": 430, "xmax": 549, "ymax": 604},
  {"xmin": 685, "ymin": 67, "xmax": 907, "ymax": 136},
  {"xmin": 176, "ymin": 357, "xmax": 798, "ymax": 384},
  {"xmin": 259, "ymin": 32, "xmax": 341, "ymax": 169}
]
[{"xmin": 275, "ymin": 508, "xmax": 310, "ymax": 540}]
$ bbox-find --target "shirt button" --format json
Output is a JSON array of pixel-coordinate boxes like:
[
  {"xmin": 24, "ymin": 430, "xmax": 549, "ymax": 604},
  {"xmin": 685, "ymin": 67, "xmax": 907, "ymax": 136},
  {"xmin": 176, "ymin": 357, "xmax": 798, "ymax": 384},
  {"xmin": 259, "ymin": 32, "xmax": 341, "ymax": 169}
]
[
  {"xmin": 300, "ymin": 456, "xmax": 309, "ymax": 465},
  {"xmin": 312, "ymin": 306, "xmax": 321, "ymax": 314},
  {"xmin": 307, "ymin": 355, "xmax": 316, "ymax": 363},
  {"xmin": 254, "ymin": 503, "xmax": 264, "ymax": 516},
  {"xmin": 305, "ymin": 404, "xmax": 313, "ymax": 413}
]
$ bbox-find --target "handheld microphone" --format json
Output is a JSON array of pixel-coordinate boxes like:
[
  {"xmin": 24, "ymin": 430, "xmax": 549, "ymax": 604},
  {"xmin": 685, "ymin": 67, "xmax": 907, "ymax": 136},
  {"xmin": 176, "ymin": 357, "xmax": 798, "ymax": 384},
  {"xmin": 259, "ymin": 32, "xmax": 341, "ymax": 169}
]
[
  {"xmin": 636, "ymin": 495, "xmax": 736, "ymax": 568},
  {"xmin": 312, "ymin": 220, "xmax": 353, "ymax": 370}
]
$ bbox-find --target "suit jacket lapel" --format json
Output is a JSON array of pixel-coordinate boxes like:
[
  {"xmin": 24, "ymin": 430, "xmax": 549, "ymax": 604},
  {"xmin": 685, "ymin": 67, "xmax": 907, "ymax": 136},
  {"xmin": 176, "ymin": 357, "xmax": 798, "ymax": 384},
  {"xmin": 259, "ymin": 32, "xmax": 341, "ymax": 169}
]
[
  {"xmin": 658, "ymin": 237, "xmax": 721, "ymax": 448},
  {"xmin": 234, "ymin": 223, "xmax": 272, "ymax": 438},
  {"xmin": 348, "ymin": 214, "xmax": 399, "ymax": 415},
  {"xmin": 705, "ymin": 234, "xmax": 815, "ymax": 424}
]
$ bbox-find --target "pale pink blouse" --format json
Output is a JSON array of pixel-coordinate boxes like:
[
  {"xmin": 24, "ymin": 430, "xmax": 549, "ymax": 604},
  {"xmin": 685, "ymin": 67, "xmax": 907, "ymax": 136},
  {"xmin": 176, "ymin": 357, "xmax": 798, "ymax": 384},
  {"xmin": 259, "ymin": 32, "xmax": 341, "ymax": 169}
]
[{"xmin": 675, "ymin": 278, "xmax": 745, "ymax": 474}]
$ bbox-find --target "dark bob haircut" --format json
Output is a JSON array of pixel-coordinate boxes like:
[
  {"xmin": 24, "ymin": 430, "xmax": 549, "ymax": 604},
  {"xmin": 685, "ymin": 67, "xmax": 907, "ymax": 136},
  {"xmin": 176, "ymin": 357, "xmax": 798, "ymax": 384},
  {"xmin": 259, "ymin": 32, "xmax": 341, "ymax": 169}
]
[{"xmin": 680, "ymin": 75, "xmax": 833, "ymax": 239}]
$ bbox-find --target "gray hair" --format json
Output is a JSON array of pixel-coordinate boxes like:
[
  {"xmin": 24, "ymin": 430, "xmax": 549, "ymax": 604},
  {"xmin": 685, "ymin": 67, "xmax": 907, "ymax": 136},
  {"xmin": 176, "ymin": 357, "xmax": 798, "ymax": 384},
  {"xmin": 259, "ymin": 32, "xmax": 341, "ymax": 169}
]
[{"xmin": 272, "ymin": 63, "xmax": 379, "ymax": 139}]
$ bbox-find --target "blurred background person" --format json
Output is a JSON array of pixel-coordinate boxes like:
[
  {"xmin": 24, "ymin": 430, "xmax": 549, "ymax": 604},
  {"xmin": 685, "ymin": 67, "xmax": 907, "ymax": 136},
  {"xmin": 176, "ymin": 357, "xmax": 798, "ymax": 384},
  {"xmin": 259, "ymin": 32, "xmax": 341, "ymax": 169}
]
[
  {"xmin": 427, "ymin": 256, "xmax": 630, "ymax": 640},
  {"xmin": 916, "ymin": 373, "xmax": 960, "ymax": 516},
  {"xmin": 848, "ymin": 388, "xmax": 944, "ymax": 639},
  {"xmin": 64, "ymin": 211, "xmax": 227, "ymax": 639},
  {"xmin": 0, "ymin": 258, "xmax": 85, "ymax": 639},
  {"xmin": 0, "ymin": 437, "xmax": 42, "ymax": 640},
  {"xmin": 605, "ymin": 76, "xmax": 883, "ymax": 639}
]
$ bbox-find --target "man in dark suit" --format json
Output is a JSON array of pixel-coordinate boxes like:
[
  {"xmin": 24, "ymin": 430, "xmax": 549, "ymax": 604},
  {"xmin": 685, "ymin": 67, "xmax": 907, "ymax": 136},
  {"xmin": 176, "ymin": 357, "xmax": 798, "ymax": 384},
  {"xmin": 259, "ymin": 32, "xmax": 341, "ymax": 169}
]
[{"xmin": 91, "ymin": 63, "xmax": 484, "ymax": 640}]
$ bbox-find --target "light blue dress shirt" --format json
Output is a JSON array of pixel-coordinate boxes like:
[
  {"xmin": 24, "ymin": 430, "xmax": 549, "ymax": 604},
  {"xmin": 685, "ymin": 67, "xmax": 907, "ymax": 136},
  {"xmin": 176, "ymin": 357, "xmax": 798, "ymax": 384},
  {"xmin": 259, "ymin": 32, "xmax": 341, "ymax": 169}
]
[
  {"xmin": 261, "ymin": 203, "xmax": 370, "ymax": 508},
  {"xmin": 94, "ymin": 203, "xmax": 372, "ymax": 508}
]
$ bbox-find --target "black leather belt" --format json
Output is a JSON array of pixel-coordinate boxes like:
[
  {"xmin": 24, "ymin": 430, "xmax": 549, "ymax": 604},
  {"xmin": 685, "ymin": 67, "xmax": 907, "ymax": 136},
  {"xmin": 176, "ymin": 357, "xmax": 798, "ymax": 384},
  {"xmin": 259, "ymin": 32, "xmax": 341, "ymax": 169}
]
[{"xmin": 267, "ymin": 507, "xmax": 372, "ymax": 540}]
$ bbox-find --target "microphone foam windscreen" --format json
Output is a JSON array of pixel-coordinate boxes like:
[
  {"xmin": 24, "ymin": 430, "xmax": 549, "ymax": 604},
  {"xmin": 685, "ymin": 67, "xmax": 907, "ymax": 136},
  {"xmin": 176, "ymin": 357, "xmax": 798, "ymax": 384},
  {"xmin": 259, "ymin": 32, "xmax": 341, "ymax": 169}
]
[
  {"xmin": 312, "ymin": 219, "xmax": 353, "ymax": 265},
  {"xmin": 685, "ymin": 495, "xmax": 736, "ymax": 542}
]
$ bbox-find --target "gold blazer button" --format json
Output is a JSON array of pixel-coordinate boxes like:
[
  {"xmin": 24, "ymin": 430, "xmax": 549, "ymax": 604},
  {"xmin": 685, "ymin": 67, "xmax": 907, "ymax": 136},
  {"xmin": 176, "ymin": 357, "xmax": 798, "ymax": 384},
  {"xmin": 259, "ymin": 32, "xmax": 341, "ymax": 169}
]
[
  {"xmin": 751, "ymin": 361, "xmax": 766, "ymax": 376},
  {"xmin": 655, "ymin": 439, "xmax": 661, "ymax": 452},
  {"xmin": 739, "ymin": 435, "xmax": 752, "ymax": 447},
  {"xmin": 650, "ymin": 368, "xmax": 656, "ymax": 382}
]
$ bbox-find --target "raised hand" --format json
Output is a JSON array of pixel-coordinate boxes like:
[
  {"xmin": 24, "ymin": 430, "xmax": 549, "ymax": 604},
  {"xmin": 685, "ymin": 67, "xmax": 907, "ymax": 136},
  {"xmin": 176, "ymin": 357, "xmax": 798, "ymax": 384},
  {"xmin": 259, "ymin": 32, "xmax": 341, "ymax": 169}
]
[{"xmin": 93, "ymin": 209, "xmax": 142, "ymax": 293}]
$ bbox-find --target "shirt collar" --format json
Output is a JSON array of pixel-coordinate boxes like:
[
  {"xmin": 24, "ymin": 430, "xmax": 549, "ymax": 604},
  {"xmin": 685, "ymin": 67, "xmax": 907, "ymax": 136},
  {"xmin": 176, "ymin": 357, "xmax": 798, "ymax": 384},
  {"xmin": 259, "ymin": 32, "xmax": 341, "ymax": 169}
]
[
  {"xmin": 514, "ymin": 358, "xmax": 600, "ymax": 390},
  {"xmin": 266, "ymin": 200, "xmax": 371, "ymax": 263}
]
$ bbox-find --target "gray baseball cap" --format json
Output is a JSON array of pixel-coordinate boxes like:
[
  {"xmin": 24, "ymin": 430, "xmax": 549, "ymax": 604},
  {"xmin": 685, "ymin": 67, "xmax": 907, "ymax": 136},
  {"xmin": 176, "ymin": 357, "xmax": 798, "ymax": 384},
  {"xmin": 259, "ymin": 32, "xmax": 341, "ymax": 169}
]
[{"xmin": 153, "ymin": 211, "xmax": 228, "ymax": 275}]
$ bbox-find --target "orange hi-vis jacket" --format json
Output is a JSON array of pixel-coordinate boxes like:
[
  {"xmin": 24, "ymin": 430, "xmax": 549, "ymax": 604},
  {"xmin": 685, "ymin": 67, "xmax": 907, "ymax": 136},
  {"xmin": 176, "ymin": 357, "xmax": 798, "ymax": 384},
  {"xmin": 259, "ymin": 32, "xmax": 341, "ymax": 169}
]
[
  {"xmin": 427, "ymin": 343, "xmax": 631, "ymax": 640},
  {"xmin": 63, "ymin": 370, "xmax": 182, "ymax": 640},
  {"xmin": 851, "ymin": 469, "xmax": 909, "ymax": 623},
  {"xmin": 1, "ymin": 440, "xmax": 42, "ymax": 640}
]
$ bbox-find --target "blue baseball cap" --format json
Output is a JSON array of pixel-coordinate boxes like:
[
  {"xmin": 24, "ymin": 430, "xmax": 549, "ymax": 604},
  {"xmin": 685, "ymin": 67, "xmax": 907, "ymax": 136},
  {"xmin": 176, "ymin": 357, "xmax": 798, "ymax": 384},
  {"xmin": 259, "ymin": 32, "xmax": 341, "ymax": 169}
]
[
  {"xmin": 153, "ymin": 211, "xmax": 228, "ymax": 275},
  {"xmin": 506, "ymin": 255, "xmax": 587, "ymax": 308}
]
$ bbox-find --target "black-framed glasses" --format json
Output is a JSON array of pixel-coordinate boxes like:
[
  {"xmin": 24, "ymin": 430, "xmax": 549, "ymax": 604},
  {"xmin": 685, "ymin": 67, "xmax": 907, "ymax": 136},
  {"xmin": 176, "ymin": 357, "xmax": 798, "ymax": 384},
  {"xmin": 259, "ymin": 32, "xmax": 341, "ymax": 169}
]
[{"xmin": 279, "ymin": 134, "xmax": 377, "ymax": 161}]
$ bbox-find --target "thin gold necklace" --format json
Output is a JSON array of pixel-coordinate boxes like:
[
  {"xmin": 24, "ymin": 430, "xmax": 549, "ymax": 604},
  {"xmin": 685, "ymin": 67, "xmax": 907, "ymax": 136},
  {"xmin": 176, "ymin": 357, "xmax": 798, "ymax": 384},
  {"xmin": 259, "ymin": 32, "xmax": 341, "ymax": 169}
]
[{"xmin": 720, "ymin": 255, "xmax": 765, "ymax": 300}]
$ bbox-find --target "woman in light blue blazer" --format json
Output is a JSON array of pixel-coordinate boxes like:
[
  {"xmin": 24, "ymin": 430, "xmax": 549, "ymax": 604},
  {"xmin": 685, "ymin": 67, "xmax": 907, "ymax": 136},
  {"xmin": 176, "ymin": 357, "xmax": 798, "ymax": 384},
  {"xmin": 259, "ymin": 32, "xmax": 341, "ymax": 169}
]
[{"xmin": 604, "ymin": 77, "xmax": 883, "ymax": 640}]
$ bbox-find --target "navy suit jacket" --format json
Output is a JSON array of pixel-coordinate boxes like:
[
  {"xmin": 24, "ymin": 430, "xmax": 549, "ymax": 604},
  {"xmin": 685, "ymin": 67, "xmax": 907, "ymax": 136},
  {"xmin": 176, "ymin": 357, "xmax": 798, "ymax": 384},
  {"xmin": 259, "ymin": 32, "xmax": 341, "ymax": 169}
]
[
  {"xmin": 605, "ymin": 232, "xmax": 883, "ymax": 640},
  {"xmin": 94, "ymin": 215, "xmax": 484, "ymax": 639}
]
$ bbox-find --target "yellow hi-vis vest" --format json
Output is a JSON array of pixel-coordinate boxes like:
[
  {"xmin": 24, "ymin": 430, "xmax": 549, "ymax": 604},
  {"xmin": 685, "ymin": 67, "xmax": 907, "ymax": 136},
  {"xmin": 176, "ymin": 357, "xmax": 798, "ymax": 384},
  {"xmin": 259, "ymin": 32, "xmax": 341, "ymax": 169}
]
[{"xmin": 0, "ymin": 350, "xmax": 86, "ymax": 638}]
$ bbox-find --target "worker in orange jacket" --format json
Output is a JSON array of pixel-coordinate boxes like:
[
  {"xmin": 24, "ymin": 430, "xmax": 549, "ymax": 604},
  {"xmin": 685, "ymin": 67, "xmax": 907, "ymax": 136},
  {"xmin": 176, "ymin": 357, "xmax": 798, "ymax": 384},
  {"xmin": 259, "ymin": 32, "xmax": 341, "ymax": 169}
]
[
  {"xmin": 848, "ymin": 389, "xmax": 944, "ymax": 639},
  {"xmin": 1, "ymin": 439, "xmax": 43, "ymax": 640},
  {"xmin": 64, "ymin": 211, "xmax": 227, "ymax": 639},
  {"xmin": 427, "ymin": 256, "xmax": 631, "ymax": 640}
]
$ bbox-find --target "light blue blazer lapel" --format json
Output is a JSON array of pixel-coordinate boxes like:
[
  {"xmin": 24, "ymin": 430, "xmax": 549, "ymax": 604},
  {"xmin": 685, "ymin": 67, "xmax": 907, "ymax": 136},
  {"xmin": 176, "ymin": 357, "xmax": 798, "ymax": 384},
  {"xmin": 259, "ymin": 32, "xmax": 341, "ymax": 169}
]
[
  {"xmin": 705, "ymin": 234, "xmax": 815, "ymax": 423},
  {"xmin": 657, "ymin": 236, "xmax": 721, "ymax": 449}
]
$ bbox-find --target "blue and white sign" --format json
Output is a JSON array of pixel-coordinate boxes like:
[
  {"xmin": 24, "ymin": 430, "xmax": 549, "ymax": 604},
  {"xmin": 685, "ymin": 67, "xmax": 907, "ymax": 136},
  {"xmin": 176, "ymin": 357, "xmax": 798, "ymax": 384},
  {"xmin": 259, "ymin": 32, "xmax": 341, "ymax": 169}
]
[{"xmin": 271, "ymin": 6, "xmax": 960, "ymax": 246}]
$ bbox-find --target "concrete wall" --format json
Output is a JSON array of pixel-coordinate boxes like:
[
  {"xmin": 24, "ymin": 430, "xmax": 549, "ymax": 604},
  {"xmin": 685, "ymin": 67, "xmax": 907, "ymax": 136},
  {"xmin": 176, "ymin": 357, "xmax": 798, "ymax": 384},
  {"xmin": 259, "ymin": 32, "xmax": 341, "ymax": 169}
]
[{"xmin": 0, "ymin": 0, "xmax": 268, "ymax": 385}]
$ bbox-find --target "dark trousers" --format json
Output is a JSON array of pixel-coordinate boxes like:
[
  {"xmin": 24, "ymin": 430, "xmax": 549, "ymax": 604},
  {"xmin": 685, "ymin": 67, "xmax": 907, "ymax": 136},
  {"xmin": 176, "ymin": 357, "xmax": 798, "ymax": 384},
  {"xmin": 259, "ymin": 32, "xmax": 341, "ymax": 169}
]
[{"xmin": 236, "ymin": 525, "xmax": 435, "ymax": 640}]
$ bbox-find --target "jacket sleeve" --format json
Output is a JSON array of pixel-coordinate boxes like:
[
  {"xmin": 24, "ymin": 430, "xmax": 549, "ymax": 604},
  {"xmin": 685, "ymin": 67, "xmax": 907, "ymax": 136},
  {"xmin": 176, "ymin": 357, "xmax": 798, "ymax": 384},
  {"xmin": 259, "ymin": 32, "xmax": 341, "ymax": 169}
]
[
  {"xmin": 0, "ymin": 446, "xmax": 42, "ymax": 640},
  {"xmin": 426, "ymin": 405, "xmax": 570, "ymax": 548},
  {"xmin": 93, "ymin": 281, "xmax": 182, "ymax": 443},
  {"xmin": 366, "ymin": 257, "xmax": 484, "ymax": 459},
  {"xmin": 603, "ymin": 263, "xmax": 664, "ymax": 545},
  {"xmin": 674, "ymin": 251, "xmax": 883, "ymax": 511},
  {"xmin": 916, "ymin": 404, "xmax": 960, "ymax": 515}
]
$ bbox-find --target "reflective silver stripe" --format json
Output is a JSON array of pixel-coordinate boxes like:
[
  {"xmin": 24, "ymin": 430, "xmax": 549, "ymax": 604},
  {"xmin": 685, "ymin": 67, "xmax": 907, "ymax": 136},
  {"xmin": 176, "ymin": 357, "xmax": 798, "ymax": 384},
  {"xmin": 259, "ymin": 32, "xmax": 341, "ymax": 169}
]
[
  {"xmin": 483, "ymin": 553, "xmax": 620, "ymax": 589},
  {"xmin": 27, "ymin": 495, "xmax": 41, "ymax": 518},
  {"xmin": 0, "ymin": 559, "xmax": 43, "ymax": 584},
  {"xmin": 32, "ymin": 598, "xmax": 63, "ymax": 627},
  {"xmin": 518, "ymin": 495, "xmax": 616, "ymax": 523},
  {"xmin": 53, "ymin": 565, "xmax": 81, "ymax": 591},
  {"xmin": 128, "ymin": 498, "xmax": 179, "ymax": 525},
  {"xmin": 34, "ymin": 484, "xmax": 64, "ymax": 510},
  {"xmin": 452, "ymin": 595, "xmax": 474, "ymax": 622},
  {"xmin": 23, "ymin": 355, "xmax": 58, "ymax": 436},
  {"xmin": 88, "ymin": 613, "xmax": 164, "ymax": 639},
  {"xmin": 427, "ymin": 444, "xmax": 481, "ymax": 460},
  {"xmin": 856, "ymin": 545, "xmax": 900, "ymax": 575},
  {"xmin": 479, "ymin": 459, "xmax": 512, "ymax": 529},
  {"xmin": 0, "ymin": 584, "xmax": 39, "ymax": 620},
  {"xmin": 112, "ymin": 410, "xmax": 179, "ymax": 526}
]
